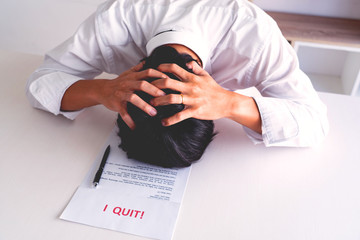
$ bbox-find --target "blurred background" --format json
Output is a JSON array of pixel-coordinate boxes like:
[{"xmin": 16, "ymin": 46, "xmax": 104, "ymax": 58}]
[{"xmin": 0, "ymin": 0, "xmax": 358, "ymax": 55}]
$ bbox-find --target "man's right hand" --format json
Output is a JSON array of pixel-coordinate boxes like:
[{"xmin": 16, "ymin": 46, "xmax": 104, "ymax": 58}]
[{"xmin": 60, "ymin": 62, "xmax": 167, "ymax": 129}]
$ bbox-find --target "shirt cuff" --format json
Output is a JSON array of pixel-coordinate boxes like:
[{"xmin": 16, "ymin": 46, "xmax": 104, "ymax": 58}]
[
  {"xmin": 252, "ymin": 96, "xmax": 299, "ymax": 146},
  {"xmin": 28, "ymin": 71, "xmax": 84, "ymax": 119},
  {"xmin": 243, "ymin": 126, "xmax": 264, "ymax": 145}
]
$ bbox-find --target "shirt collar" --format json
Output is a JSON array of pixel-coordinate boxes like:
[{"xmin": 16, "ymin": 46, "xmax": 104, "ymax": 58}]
[{"xmin": 146, "ymin": 30, "xmax": 209, "ymax": 68}]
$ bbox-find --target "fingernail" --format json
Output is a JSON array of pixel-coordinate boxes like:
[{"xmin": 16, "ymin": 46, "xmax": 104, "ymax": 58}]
[
  {"xmin": 161, "ymin": 120, "xmax": 167, "ymax": 126},
  {"xmin": 149, "ymin": 108, "xmax": 157, "ymax": 116}
]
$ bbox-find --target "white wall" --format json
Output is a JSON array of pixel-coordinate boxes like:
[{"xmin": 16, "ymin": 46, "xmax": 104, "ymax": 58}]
[
  {"xmin": 0, "ymin": 0, "xmax": 103, "ymax": 55},
  {"xmin": 254, "ymin": 0, "xmax": 360, "ymax": 20},
  {"xmin": 0, "ymin": 0, "xmax": 359, "ymax": 55}
]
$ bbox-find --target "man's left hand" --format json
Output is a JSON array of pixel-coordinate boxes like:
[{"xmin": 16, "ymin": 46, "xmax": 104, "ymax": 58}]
[{"xmin": 150, "ymin": 61, "xmax": 233, "ymax": 126}]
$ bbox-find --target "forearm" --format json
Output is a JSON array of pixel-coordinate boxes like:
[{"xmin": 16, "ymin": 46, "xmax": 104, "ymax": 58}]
[
  {"xmin": 60, "ymin": 79, "xmax": 105, "ymax": 111},
  {"xmin": 59, "ymin": 63, "xmax": 167, "ymax": 128},
  {"xmin": 225, "ymin": 91, "xmax": 262, "ymax": 134}
]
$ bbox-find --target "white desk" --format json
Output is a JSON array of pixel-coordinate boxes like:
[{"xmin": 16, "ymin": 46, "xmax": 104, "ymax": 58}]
[{"xmin": 1, "ymin": 50, "xmax": 360, "ymax": 240}]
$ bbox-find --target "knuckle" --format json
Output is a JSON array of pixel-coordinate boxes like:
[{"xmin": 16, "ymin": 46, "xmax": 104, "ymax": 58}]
[
  {"xmin": 162, "ymin": 119, "xmax": 170, "ymax": 126},
  {"xmin": 150, "ymin": 98, "xmax": 158, "ymax": 105},
  {"xmin": 114, "ymin": 90, "xmax": 121, "ymax": 97},
  {"xmin": 195, "ymin": 107, "xmax": 204, "ymax": 116},
  {"xmin": 169, "ymin": 64, "xmax": 177, "ymax": 72},
  {"xmin": 187, "ymin": 87, "xmax": 195, "ymax": 96},
  {"xmin": 145, "ymin": 68, "xmax": 154, "ymax": 75},
  {"xmin": 119, "ymin": 111, "xmax": 128, "ymax": 119},
  {"xmin": 192, "ymin": 75, "xmax": 201, "ymax": 82},
  {"xmin": 112, "ymin": 106, "xmax": 122, "ymax": 115},
  {"xmin": 192, "ymin": 85, "xmax": 201, "ymax": 94},
  {"xmin": 128, "ymin": 93, "xmax": 137, "ymax": 102},
  {"xmin": 188, "ymin": 107, "xmax": 198, "ymax": 115},
  {"xmin": 158, "ymin": 79, "xmax": 169, "ymax": 88},
  {"xmin": 138, "ymin": 80, "xmax": 147, "ymax": 89},
  {"xmin": 156, "ymin": 89, "xmax": 165, "ymax": 96},
  {"xmin": 174, "ymin": 113, "xmax": 183, "ymax": 121},
  {"xmin": 162, "ymin": 78, "xmax": 170, "ymax": 86},
  {"xmin": 169, "ymin": 94, "xmax": 178, "ymax": 102}
]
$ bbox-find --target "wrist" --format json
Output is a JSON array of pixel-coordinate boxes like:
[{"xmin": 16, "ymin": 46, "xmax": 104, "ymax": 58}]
[
  {"xmin": 90, "ymin": 79, "xmax": 108, "ymax": 105},
  {"xmin": 61, "ymin": 79, "xmax": 107, "ymax": 111},
  {"xmin": 223, "ymin": 91, "xmax": 244, "ymax": 119},
  {"xmin": 226, "ymin": 92, "xmax": 262, "ymax": 134}
]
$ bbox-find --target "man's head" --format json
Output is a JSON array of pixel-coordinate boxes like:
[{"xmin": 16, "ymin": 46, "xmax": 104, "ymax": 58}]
[{"xmin": 117, "ymin": 45, "xmax": 215, "ymax": 168}]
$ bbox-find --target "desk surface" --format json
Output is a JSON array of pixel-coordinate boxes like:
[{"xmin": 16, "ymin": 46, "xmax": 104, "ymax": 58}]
[{"xmin": 1, "ymin": 50, "xmax": 360, "ymax": 240}]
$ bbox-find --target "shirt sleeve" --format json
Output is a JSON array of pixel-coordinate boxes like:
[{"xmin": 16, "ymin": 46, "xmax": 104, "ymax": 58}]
[
  {"xmin": 246, "ymin": 20, "xmax": 329, "ymax": 147},
  {"xmin": 25, "ymin": 12, "xmax": 110, "ymax": 119}
]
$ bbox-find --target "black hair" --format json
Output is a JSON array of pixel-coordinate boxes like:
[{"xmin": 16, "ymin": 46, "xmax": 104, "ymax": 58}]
[{"xmin": 117, "ymin": 45, "xmax": 216, "ymax": 168}]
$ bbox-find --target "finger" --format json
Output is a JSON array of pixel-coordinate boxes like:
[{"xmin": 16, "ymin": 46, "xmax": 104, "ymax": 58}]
[
  {"xmin": 136, "ymin": 68, "xmax": 168, "ymax": 80},
  {"xmin": 121, "ymin": 62, "xmax": 144, "ymax": 76},
  {"xmin": 186, "ymin": 61, "xmax": 208, "ymax": 76},
  {"xmin": 150, "ymin": 94, "xmax": 183, "ymax": 106},
  {"xmin": 133, "ymin": 80, "xmax": 166, "ymax": 97},
  {"xmin": 127, "ymin": 93, "xmax": 158, "ymax": 117},
  {"xmin": 119, "ymin": 110, "xmax": 136, "ymax": 130},
  {"xmin": 131, "ymin": 61, "xmax": 145, "ymax": 72},
  {"xmin": 157, "ymin": 63, "xmax": 192, "ymax": 82},
  {"xmin": 161, "ymin": 108, "xmax": 193, "ymax": 126},
  {"xmin": 151, "ymin": 78, "xmax": 185, "ymax": 92}
]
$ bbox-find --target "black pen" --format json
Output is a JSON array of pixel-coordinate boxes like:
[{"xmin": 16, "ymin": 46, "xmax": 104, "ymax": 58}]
[{"xmin": 93, "ymin": 145, "xmax": 111, "ymax": 188}]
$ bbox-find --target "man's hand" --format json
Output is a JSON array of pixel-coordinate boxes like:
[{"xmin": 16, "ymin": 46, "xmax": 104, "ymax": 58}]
[
  {"xmin": 61, "ymin": 62, "xmax": 167, "ymax": 129},
  {"xmin": 97, "ymin": 62, "xmax": 167, "ymax": 129},
  {"xmin": 150, "ymin": 61, "xmax": 233, "ymax": 125},
  {"xmin": 150, "ymin": 61, "xmax": 262, "ymax": 133}
]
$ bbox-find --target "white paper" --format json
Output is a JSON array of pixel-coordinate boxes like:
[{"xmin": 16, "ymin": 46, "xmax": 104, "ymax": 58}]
[{"xmin": 60, "ymin": 127, "xmax": 191, "ymax": 240}]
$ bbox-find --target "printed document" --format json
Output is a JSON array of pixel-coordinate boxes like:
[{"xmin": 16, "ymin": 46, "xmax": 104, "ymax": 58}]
[{"xmin": 60, "ymin": 127, "xmax": 191, "ymax": 240}]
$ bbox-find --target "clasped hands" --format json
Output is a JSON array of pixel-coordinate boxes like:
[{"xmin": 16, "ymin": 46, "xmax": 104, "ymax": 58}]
[{"xmin": 104, "ymin": 61, "xmax": 233, "ymax": 130}]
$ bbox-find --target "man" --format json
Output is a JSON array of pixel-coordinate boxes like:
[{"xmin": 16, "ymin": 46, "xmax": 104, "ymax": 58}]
[
  {"xmin": 117, "ymin": 45, "xmax": 216, "ymax": 167},
  {"xmin": 26, "ymin": 0, "xmax": 329, "ymax": 147}
]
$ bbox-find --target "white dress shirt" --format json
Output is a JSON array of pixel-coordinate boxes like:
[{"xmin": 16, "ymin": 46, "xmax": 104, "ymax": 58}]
[{"xmin": 26, "ymin": 0, "xmax": 329, "ymax": 147}]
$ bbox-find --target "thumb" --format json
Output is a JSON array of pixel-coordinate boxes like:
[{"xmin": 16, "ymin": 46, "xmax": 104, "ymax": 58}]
[{"xmin": 186, "ymin": 61, "xmax": 207, "ymax": 76}]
